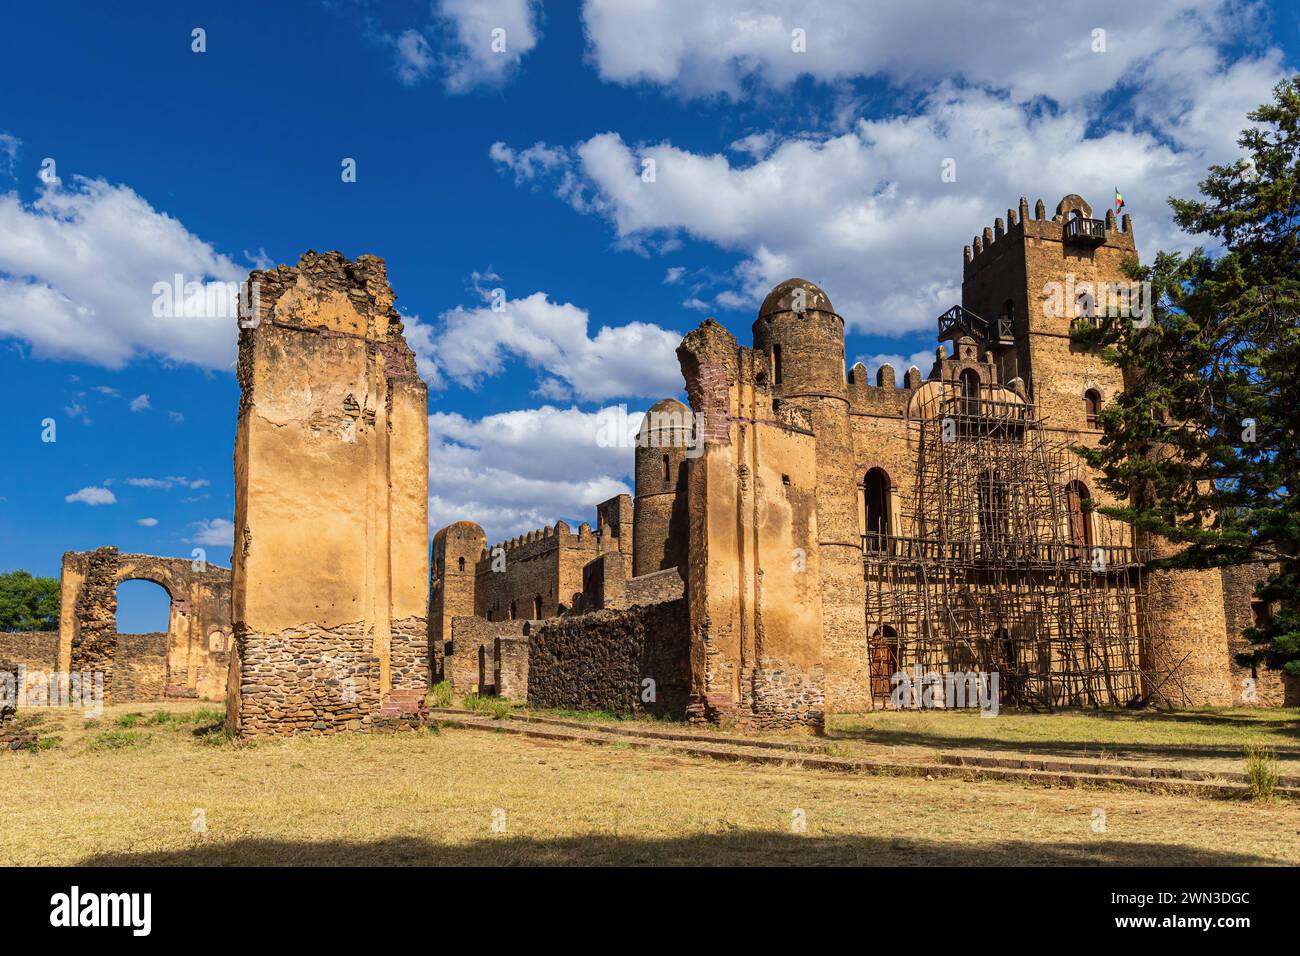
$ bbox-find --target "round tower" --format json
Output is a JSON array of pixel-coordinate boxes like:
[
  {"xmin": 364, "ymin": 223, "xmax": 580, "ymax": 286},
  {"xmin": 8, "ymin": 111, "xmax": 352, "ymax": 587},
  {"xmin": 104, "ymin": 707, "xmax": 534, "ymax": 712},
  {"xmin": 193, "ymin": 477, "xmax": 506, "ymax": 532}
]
[
  {"xmin": 633, "ymin": 397, "xmax": 691, "ymax": 577},
  {"xmin": 752, "ymin": 279, "xmax": 869, "ymax": 711},
  {"xmin": 429, "ymin": 521, "xmax": 485, "ymax": 679}
]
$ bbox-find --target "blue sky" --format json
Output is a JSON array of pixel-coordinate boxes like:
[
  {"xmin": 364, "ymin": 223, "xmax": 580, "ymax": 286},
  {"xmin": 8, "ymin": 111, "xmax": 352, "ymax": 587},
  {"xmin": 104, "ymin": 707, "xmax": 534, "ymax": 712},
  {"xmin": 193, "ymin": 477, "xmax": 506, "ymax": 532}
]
[{"xmin": 1, "ymin": 1, "xmax": 1296, "ymax": 630}]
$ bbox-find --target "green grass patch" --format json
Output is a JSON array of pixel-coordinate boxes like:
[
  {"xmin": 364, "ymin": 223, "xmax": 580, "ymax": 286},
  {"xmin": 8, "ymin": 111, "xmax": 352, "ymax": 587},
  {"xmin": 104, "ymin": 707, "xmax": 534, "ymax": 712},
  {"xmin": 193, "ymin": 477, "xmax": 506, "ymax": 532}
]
[
  {"xmin": 428, "ymin": 681, "xmax": 453, "ymax": 709},
  {"xmin": 89, "ymin": 730, "xmax": 149, "ymax": 752},
  {"xmin": 1244, "ymin": 745, "xmax": 1279, "ymax": 801}
]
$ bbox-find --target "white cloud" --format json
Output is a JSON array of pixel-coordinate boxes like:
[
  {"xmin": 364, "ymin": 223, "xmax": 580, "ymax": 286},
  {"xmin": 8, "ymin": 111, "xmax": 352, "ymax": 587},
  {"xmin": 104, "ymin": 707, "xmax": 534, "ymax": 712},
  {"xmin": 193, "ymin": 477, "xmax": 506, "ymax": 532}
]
[
  {"xmin": 428, "ymin": 403, "xmax": 647, "ymax": 542},
  {"xmin": 0, "ymin": 132, "xmax": 18, "ymax": 178},
  {"xmin": 663, "ymin": 266, "xmax": 686, "ymax": 284},
  {"xmin": 393, "ymin": 28, "xmax": 435, "ymax": 86},
  {"xmin": 396, "ymin": 0, "xmax": 542, "ymax": 93},
  {"xmin": 137, "ymin": 517, "xmax": 159, "ymax": 527},
  {"xmin": 129, "ymin": 393, "xmax": 150, "ymax": 412},
  {"xmin": 167, "ymin": 410, "xmax": 184, "ymax": 423},
  {"xmin": 0, "ymin": 176, "xmax": 244, "ymax": 369},
  {"xmin": 421, "ymin": 285, "xmax": 684, "ymax": 402},
  {"xmin": 191, "ymin": 518, "xmax": 234, "ymax": 547},
  {"xmin": 66, "ymin": 486, "xmax": 116, "ymax": 506},
  {"xmin": 492, "ymin": 47, "xmax": 1286, "ymax": 335},
  {"xmin": 125, "ymin": 476, "xmax": 208, "ymax": 490},
  {"xmin": 580, "ymin": 0, "xmax": 1254, "ymax": 105}
]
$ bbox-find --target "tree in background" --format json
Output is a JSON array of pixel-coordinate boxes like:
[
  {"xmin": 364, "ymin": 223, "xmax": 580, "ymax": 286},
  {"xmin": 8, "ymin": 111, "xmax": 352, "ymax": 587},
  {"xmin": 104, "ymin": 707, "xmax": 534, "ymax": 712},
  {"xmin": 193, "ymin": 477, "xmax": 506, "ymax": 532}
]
[
  {"xmin": 1073, "ymin": 76, "xmax": 1299, "ymax": 679},
  {"xmin": 0, "ymin": 570, "xmax": 61, "ymax": 631}
]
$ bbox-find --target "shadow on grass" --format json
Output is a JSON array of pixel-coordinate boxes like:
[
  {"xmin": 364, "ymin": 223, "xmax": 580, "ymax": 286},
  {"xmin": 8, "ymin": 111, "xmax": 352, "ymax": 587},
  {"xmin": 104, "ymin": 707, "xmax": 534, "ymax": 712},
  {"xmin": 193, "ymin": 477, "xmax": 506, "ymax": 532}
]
[{"xmin": 76, "ymin": 832, "xmax": 1288, "ymax": 867}]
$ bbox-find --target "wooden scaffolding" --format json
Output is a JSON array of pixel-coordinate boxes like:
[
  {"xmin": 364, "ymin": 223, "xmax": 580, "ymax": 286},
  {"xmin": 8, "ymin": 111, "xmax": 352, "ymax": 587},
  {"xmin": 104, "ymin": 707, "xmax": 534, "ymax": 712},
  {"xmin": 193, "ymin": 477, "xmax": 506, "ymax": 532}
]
[{"xmin": 863, "ymin": 388, "xmax": 1155, "ymax": 709}]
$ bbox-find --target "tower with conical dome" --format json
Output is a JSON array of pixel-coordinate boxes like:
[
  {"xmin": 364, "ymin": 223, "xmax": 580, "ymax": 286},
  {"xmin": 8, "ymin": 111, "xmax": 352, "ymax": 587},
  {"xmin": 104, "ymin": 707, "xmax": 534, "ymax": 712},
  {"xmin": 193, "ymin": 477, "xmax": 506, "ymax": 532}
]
[{"xmin": 751, "ymin": 279, "xmax": 870, "ymax": 712}]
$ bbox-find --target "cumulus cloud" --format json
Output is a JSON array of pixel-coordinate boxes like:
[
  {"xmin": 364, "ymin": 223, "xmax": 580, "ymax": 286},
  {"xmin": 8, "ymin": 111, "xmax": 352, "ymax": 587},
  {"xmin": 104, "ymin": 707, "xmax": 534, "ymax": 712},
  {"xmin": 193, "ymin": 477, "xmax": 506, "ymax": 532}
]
[
  {"xmin": 65, "ymin": 486, "xmax": 116, "ymax": 506},
  {"xmin": 418, "ymin": 283, "xmax": 684, "ymax": 402},
  {"xmin": 428, "ymin": 403, "xmax": 647, "ymax": 542},
  {"xmin": 580, "ymin": 0, "xmax": 1257, "ymax": 105},
  {"xmin": 385, "ymin": 0, "xmax": 542, "ymax": 92},
  {"xmin": 137, "ymin": 517, "xmax": 159, "ymax": 527},
  {"xmin": 490, "ymin": 55, "xmax": 1286, "ymax": 334},
  {"xmin": 191, "ymin": 518, "xmax": 234, "ymax": 547},
  {"xmin": 0, "ymin": 176, "xmax": 245, "ymax": 369},
  {"xmin": 129, "ymin": 393, "xmax": 150, "ymax": 412}
]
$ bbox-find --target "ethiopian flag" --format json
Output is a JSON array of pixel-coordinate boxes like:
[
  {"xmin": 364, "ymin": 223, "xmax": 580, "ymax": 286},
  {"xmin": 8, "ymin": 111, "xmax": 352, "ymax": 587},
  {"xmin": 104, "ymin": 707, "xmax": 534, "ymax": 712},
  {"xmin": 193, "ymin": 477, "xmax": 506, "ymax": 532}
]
[{"xmin": 1115, "ymin": 188, "xmax": 1125, "ymax": 212}]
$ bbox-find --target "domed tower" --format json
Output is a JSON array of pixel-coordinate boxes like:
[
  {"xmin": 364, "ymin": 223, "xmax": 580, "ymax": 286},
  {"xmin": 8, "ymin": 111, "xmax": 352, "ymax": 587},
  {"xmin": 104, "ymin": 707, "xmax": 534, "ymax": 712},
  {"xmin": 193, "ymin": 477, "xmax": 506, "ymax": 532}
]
[
  {"xmin": 428, "ymin": 521, "xmax": 486, "ymax": 680},
  {"xmin": 634, "ymin": 397, "xmax": 691, "ymax": 577},
  {"xmin": 752, "ymin": 279, "xmax": 869, "ymax": 711}
]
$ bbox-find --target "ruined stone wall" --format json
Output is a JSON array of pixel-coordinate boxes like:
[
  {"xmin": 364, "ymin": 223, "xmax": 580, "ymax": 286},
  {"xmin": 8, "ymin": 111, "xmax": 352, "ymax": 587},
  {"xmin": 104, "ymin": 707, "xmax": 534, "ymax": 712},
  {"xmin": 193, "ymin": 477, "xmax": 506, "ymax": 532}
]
[
  {"xmin": 111, "ymin": 633, "xmax": 168, "ymax": 702},
  {"xmin": 581, "ymin": 551, "xmax": 626, "ymax": 611},
  {"xmin": 228, "ymin": 251, "xmax": 429, "ymax": 737},
  {"xmin": 58, "ymin": 547, "xmax": 232, "ymax": 702},
  {"xmin": 447, "ymin": 617, "xmax": 528, "ymax": 695},
  {"xmin": 527, "ymin": 598, "xmax": 689, "ymax": 716},
  {"xmin": 618, "ymin": 568, "xmax": 685, "ymax": 609},
  {"xmin": 677, "ymin": 319, "xmax": 826, "ymax": 732},
  {"xmin": 494, "ymin": 636, "xmax": 529, "ymax": 700},
  {"xmin": 0, "ymin": 632, "xmax": 59, "ymax": 701},
  {"xmin": 1221, "ymin": 563, "xmax": 1297, "ymax": 706},
  {"xmin": 752, "ymin": 282, "xmax": 868, "ymax": 713}
]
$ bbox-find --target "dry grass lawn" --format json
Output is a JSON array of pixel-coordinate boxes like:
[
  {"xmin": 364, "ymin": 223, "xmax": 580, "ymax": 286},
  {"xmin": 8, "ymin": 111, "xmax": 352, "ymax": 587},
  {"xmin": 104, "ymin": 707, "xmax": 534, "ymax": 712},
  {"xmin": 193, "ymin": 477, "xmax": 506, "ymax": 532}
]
[{"xmin": 2, "ymin": 700, "xmax": 1298, "ymax": 866}]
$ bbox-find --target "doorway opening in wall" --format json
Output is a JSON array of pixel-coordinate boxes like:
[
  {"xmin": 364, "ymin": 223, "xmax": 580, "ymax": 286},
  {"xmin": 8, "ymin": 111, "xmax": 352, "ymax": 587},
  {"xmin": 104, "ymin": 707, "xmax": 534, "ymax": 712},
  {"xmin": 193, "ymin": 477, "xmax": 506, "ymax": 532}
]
[
  {"xmin": 869, "ymin": 625, "xmax": 899, "ymax": 703},
  {"xmin": 114, "ymin": 579, "xmax": 172, "ymax": 701},
  {"xmin": 863, "ymin": 468, "xmax": 891, "ymax": 553}
]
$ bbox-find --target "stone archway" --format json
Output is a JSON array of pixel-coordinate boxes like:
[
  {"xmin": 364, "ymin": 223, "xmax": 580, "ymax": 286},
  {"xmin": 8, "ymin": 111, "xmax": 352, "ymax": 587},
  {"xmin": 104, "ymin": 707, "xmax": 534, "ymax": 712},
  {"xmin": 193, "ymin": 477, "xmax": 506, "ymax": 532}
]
[{"xmin": 58, "ymin": 546, "xmax": 232, "ymax": 702}]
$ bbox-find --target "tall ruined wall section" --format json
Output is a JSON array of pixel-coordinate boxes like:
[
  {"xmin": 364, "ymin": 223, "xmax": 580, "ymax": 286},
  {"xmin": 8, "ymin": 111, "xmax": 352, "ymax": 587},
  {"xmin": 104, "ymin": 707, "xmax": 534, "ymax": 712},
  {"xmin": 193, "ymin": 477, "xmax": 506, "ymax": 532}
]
[
  {"xmin": 752, "ymin": 281, "xmax": 869, "ymax": 713},
  {"xmin": 678, "ymin": 319, "xmax": 826, "ymax": 732},
  {"xmin": 228, "ymin": 251, "xmax": 429, "ymax": 737}
]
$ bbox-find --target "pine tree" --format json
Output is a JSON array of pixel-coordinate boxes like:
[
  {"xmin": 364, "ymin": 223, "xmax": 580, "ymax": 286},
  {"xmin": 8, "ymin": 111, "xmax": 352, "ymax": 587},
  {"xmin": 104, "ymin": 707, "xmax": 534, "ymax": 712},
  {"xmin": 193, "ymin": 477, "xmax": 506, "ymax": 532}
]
[{"xmin": 1074, "ymin": 76, "xmax": 1300, "ymax": 678}]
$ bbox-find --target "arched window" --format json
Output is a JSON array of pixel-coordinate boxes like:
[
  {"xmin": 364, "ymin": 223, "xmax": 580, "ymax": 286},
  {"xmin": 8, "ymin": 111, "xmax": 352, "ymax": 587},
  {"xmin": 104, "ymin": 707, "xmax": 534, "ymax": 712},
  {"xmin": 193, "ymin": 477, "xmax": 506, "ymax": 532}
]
[
  {"xmin": 772, "ymin": 344, "xmax": 783, "ymax": 385},
  {"xmin": 115, "ymin": 579, "xmax": 171, "ymax": 635},
  {"xmin": 977, "ymin": 469, "xmax": 1009, "ymax": 557},
  {"xmin": 509, "ymin": 599, "xmax": 517, "ymax": 621},
  {"xmin": 457, "ymin": 556, "xmax": 466, "ymax": 573},
  {"xmin": 533, "ymin": 594, "xmax": 543, "ymax": 619},
  {"xmin": 1065, "ymin": 480, "xmax": 1093, "ymax": 552},
  {"xmin": 662, "ymin": 454, "xmax": 671, "ymax": 482},
  {"xmin": 863, "ymin": 468, "xmax": 891, "ymax": 552},
  {"xmin": 1083, "ymin": 388, "xmax": 1101, "ymax": 427}
]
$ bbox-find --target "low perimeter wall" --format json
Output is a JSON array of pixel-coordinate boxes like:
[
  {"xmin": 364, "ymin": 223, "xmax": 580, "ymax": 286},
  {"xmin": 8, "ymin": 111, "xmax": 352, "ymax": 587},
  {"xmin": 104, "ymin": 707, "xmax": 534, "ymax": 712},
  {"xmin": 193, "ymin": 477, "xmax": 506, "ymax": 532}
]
[{"xmin": 527, "ymin": 598, "xmax": 689, "ymax": 716}]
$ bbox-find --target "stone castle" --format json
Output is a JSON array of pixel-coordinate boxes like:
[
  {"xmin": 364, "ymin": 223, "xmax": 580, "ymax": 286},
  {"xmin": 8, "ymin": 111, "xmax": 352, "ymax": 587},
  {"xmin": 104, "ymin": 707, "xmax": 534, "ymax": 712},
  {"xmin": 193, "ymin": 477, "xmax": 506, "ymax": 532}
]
[{"xmin": 5, "ymin": 192, "xmax": 1290, "ymax": 735}]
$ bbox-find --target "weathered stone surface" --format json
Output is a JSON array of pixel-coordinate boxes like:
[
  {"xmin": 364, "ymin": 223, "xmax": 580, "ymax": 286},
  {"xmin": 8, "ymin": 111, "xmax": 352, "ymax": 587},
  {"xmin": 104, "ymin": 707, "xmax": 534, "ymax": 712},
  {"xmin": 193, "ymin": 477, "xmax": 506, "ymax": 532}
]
[
  {"xmin": 228, "ymin": 251, "xmax": 429, "ymax": 737},
  {"xmin": 527, "ymin": 598, "xmax": 689, "ymax": 717}
]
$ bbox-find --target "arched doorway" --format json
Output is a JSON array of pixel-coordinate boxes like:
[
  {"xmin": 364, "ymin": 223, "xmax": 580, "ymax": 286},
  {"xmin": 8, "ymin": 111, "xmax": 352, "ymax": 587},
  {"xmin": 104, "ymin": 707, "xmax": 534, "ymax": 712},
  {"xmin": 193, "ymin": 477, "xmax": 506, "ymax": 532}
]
[{"xmin": 113, "ymin": 579, "xmax": 172, "ymax": 701}]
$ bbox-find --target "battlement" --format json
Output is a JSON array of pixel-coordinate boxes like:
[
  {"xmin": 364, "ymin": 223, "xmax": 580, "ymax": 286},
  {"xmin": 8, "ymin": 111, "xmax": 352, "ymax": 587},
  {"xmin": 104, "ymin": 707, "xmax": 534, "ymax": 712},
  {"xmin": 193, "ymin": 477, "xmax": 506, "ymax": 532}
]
[
  {"xmin": 963, "ymin": 195, "xmax": 1135, "ymax": 274},
  {"xmin": 478, "ymin": 495, "xmax": 631, "ymax": 567}
]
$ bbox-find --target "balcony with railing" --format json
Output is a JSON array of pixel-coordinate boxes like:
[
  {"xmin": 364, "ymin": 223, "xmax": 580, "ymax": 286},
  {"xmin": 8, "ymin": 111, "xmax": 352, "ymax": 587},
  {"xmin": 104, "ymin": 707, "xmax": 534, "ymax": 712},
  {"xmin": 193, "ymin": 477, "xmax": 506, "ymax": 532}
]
[
  {"xmin": 862, "ymin": 533, "xmax": 1152, "ymax": 569},
  {"xmin": 1063, "ymin": 216, "xmax": 1106, "ymax": 245}
]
